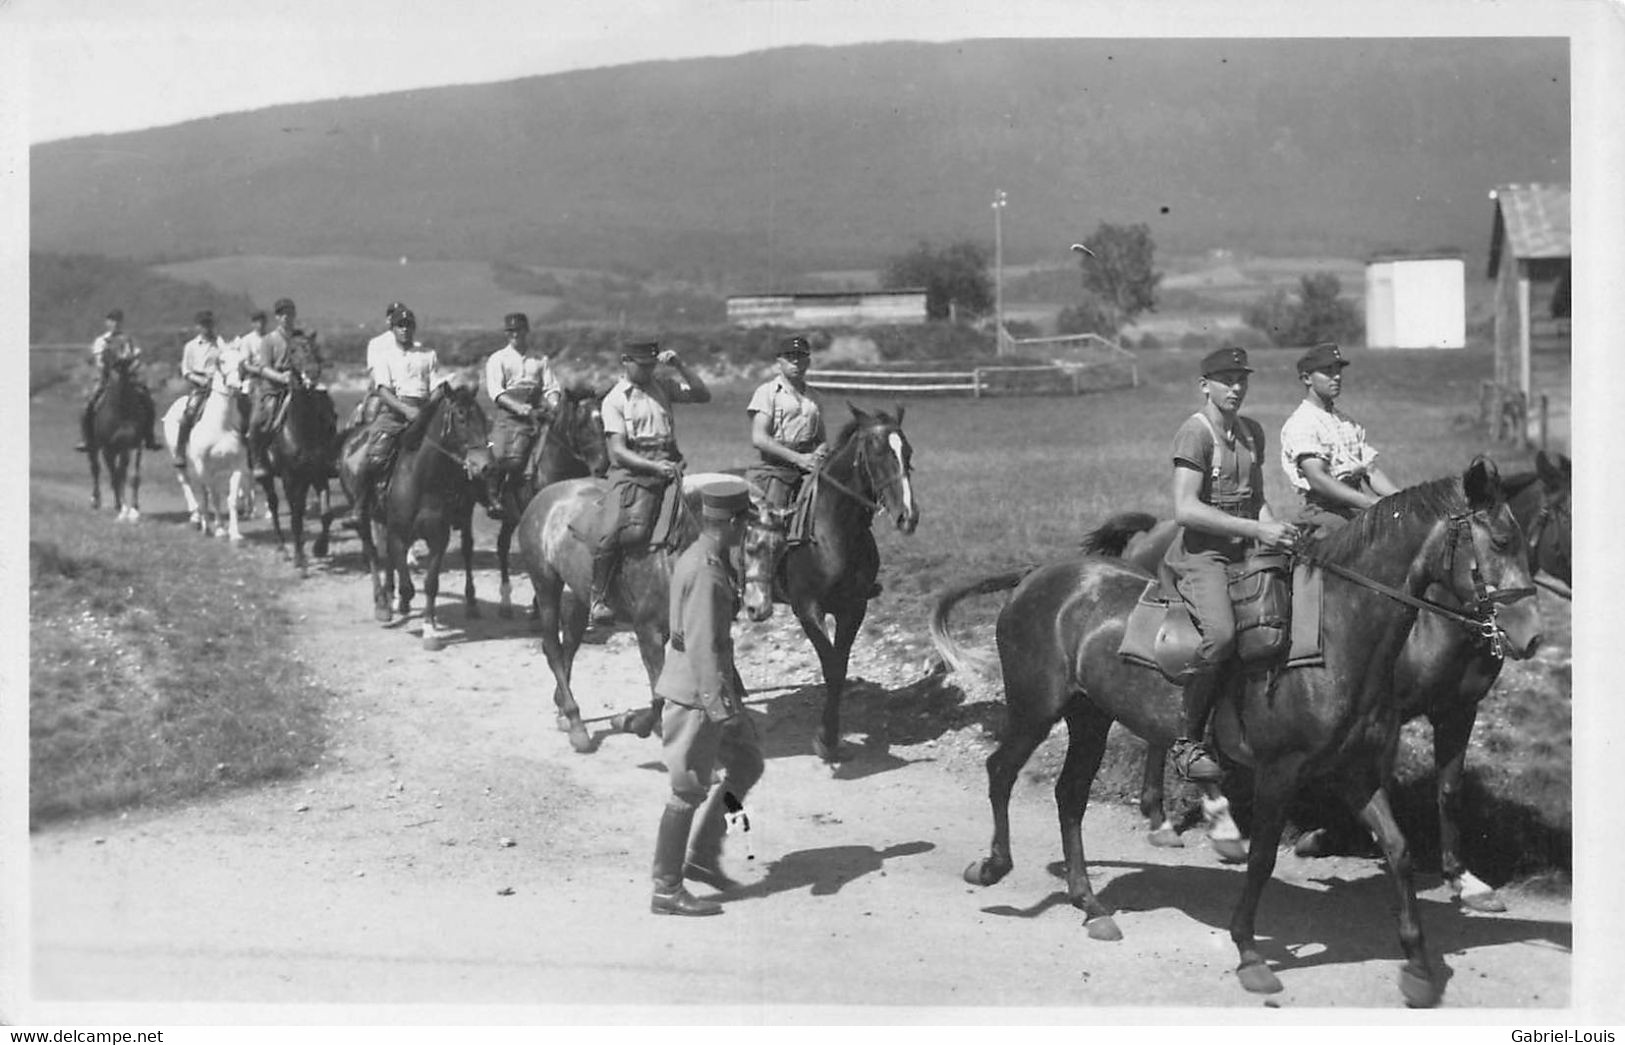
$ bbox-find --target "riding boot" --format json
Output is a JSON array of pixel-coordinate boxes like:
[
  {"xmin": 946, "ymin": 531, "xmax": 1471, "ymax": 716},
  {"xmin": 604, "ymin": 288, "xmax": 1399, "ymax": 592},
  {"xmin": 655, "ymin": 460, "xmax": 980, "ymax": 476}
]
[
  {"xmin": 75, "ymin": 402, "xmax": 95, "ymax": 453},
  {"xmin": 1170, "ymin": 670, "xmax": 1224, "ymax": 783},
  {"xmin": 589, "ymin": 549, "xmax": 620, "ymax": 625},
  {"xmin": 651, "ymin": 803, "xmax": 721, "ymax": 917},
  {"xmin": 485, "ymin": 471, "xmax": 508, "ymax": 521},
  {"xmin": 174, "ymin": 416, "xmax": 196, "ymax": 467},
  {"xmin": 337, "ymin": 460, "xmax": 374, "ymax": 529},
  {"xmin": 683, "ymin": 786, "xmax": 744, "ymax": 892}
]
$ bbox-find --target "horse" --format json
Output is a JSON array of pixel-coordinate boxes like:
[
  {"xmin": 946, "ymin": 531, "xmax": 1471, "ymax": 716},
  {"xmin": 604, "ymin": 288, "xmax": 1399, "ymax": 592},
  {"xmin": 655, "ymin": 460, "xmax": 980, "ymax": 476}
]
[
  {"xmin": 493, "ymin": 384, "xmax": 610, "ymax": 620},
  {"xmin": 1084, "ymin": 449, "xmax": 1572, "ymax": 912},
  {"xmin": 343, "ymin": 382, "xmax": 495, "ymax": 651},
  {"xmin": 515, "ymin": 472, "xmax": 788, "ymax": 754},
  {"xmin": 85, "ymin": 355, "xmax": 148, "ymax": 521},
  {"xmin": 609, "ymin": 405, "xmax": 921, "ymax": 762},
  {"xmin": 929, "ymin": 459, "xmax": 1542, "ymax": 1006},
  {"xmin": 257, "ymin": 373, "xmax": 339, "ymax": 569},
  {"xmin": 161, "ymin": 381, "xmax": 251, "ymax": 541}
]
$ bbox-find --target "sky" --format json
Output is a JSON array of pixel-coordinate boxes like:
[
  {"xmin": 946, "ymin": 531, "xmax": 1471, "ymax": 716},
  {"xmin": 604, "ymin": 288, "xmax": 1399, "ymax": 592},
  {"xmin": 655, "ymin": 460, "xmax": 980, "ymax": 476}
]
[{"xmin": 9, "ymin": 0, "xmax": 1612, "ymax": 144}]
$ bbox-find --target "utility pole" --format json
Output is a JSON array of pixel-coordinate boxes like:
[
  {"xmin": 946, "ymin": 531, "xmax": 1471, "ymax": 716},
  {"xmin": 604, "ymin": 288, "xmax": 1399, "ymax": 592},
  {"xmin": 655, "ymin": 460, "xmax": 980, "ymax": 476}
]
[{"xmin": 992, "ymin": 189, "xmax": 1007, "ymax": 356}]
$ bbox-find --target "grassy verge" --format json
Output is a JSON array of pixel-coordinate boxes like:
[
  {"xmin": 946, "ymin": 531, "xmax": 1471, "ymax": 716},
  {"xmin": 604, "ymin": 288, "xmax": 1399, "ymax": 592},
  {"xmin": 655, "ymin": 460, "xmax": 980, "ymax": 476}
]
[{"xmin": 30, "ymin": 406, "xmax": 335, "ymax": 826}]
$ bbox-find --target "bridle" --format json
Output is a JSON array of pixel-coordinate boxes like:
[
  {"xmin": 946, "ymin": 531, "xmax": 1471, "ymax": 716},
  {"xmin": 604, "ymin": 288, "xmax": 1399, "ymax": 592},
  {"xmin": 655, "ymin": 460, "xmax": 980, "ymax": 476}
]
[
  {"xmin": 812, "ymin": 425, "xmax": 904, "ymax": 517},
  {"xmin": 1299, "ymin": 508, "xmax": 1537, "ymax": 659},
  {"xmin": 1523, "ymin": 486, "xmax": 1572, "ymax": 599},
  {"xmin": 417, "ymin": 392, "xmax": 490, "ymax": 479}
]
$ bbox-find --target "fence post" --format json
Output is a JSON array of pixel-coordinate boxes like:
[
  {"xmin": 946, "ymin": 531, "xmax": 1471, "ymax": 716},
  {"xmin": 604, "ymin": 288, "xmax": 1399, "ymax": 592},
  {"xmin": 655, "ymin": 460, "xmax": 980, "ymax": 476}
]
[
  {"xmin": 972, "ymin": 369, "xmax": 982, "ymax": 399},
  {"xmin": 1538, "ymin": 392, "xmax": 1548, "ymax": 450}
]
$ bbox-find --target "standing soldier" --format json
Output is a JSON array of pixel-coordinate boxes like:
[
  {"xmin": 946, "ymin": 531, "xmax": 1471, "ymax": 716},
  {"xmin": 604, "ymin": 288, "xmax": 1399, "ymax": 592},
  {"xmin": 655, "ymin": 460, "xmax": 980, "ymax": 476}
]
[
  {"xmin": 1162, "ymin": 347, "xmax": 1298, "ymax": 783},
  {"xmin": 336, "ymin": 306, "xmax": 440, "ymax": 528},
  {"xmin": 76, "ymin": 308, "xmax": 163, "ymax": 453},
  {"xmin": 243, "ymin": 298, "xmax": 330, "ymax": 479},
  {"xmin": 1278, "ymin": 341, "xmax": 1400, "ymax": 535},
  {"xmin": 172, "ymin": 310, "xmax": 228, "ymax": 465},
  {"xmin": 746, "ymin": 334, "xmax": 827, "ymax": 514},
  {"xmin": 482, "ymin": 312, "xmax": 562, "ymax": 520},
  {"xmin": 588, "ymin": 339, "xmax": 712, "ymax": 625},
  {"xmin": 648, "ymin": 475, "xmax": 765, "ymax": 917}
]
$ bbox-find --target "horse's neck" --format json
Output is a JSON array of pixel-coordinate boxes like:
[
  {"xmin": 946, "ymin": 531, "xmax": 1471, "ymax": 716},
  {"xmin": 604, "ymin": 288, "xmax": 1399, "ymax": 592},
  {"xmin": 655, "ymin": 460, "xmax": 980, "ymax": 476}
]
[{"xmin": 807, "ymin": 442, "xmax": 872, "ymax": 555}]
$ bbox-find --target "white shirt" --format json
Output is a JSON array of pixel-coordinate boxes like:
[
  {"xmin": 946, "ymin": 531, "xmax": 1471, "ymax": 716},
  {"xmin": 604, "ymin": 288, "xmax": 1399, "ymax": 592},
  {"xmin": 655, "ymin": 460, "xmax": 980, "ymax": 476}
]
[
  {"xmin": 484, "ymin": 344, "xmax": 561, "ymax": 414},
  {"xmin": 371, "ymin": 337, "xmax": 441, "ymax": 400},
  {"xmin": 1279, "ymin": 397, "xmax": 1381, "ymax": 495}
]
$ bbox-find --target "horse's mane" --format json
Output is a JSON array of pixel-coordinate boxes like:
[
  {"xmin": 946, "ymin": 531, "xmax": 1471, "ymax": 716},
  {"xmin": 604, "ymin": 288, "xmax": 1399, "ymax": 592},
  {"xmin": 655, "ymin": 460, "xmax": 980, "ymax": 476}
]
[
  {"xmin": 830, "ymin": 410, "xmax": 898, "ymax": 452},
  {"xmin": 1500, "ymin": 470, "xmax": 1542, "ymax": 499},
  {"xmin": 1311, "ymin": 476, "xmax": 1466, "ymax": 565}
]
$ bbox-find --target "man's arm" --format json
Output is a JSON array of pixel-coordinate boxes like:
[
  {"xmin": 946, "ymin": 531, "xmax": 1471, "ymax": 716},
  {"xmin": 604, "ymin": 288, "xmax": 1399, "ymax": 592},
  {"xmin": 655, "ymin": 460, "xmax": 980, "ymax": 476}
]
[
  {"xmin": 1299, "ymin": 457, "xmax": 1379, "ymax": 510},
  {"xmin": 656, "ymin": 350, "xmax": 711, "ymax": 404},
  {"xmin": 1172, "ymin": 465, "xmax": 1295, "ymax": 547},
  {"xmin": 606, "ymin": 431, "xmax": 680, "ymax": 479},
  {"xmin": 680, "ymin": 572, "xmax": 739, "ymax": 722},
  {"xmin": 750, "ymin": 410, "xmax": 819, "ymax": 472}
]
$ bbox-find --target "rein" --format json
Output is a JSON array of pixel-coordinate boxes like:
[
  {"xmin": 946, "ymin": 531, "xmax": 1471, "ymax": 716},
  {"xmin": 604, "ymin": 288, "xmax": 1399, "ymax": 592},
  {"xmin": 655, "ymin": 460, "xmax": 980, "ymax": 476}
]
[
  {"xmin": 1297, "ymin": 509, "xmax": 1536, "ymax": 659},
  {"xmin": 809, "ymin": 432, "xmax": 898, "ymax": 515}
]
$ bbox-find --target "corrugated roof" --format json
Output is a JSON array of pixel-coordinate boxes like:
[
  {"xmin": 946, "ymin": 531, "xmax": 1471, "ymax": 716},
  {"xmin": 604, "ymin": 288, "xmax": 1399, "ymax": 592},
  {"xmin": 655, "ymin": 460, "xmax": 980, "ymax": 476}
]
[{"xmin": 1488, "ymin": 183, "xmax": 1570, "ymax": 277}]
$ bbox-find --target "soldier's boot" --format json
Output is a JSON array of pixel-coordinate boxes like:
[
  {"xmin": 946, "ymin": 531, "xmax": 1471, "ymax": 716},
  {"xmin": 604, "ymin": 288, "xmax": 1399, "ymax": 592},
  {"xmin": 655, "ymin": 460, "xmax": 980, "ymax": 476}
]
[
  {"xmin": 1169, "ymin": 670, "xmax": 1224, "ymax": 783},
  {"xmin": 335, "ymin": 458, "xmax": 374, "ymax": 530},
  {"xmin": 650, "ymin": 803, "xmax": 721, "ymax": 917},
  {"xmin": 683, "ymin": 786, "xmax": 745, "ymax": 893},
  {"xmin": 484, "ymin": 470, "xmax": 509, "ymax": 521},
  {"xmin": 74, "ymin": 401, "xmax": 96, "ymax": 453},
  {"xmin": 588, "ymin": 549, "xmax": 620, "ymax": 625}
]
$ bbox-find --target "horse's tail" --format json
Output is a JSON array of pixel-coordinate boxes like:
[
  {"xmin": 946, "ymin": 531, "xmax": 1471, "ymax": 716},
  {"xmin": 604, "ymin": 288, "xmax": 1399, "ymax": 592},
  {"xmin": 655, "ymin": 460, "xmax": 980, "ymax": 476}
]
[
  {"xmin": 928, "ymin": 567, "xmax": 1035, "ymax": 677},
  {"xmin": 1080, "ymin": 510, "xmax": 1159, "ymax": 557}
]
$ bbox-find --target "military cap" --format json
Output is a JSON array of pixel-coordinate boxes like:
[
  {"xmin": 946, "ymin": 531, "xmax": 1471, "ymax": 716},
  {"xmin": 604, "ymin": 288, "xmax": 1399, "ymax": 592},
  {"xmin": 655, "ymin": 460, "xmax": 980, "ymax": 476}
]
[
  {"xmin": 504, "ymin": 312, "xmax": 530, "ymax": 333},
  {"xmin": 386, "ymin": 300, "xmax": 408, "ymax": 320},
  {"xmin": 698, "ymin": 475, "xmax": 753, "ymax": 520},
  {"xmin": 249, "ymin": 309, "xmax": 267, "ymax": 322},
  {"xmin": 273, "ymin": 297, "xmax": 297, "ymax": 316},
  {"xmin": 775, "ymin": 335, "xmax": 812, "ymax": 357},
  {"xmin": 105, "ymin": 308, "xmax": 124, "ymax": 321},
  {"xmin": 1201, "ymin": 346, "xmax": 1253, "ymax": 377},
  {"xmin": 621, "ymin": 340, "xmax": 660, "ymax": 363},
  {"xmin": 194, "ymin": 309, "xmax": 215, "ymax": 326},
  {"xmin": 1297, "ymin": 341, "xmax": 1350, "ymax": 374},
  {"xmin": 392, "ymin": 307, "xmax": 417, "ymax": 327}
]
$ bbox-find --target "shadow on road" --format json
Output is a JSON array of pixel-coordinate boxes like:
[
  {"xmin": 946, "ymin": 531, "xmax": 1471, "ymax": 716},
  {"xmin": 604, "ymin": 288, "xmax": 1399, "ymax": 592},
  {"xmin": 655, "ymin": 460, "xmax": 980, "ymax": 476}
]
[{"xmin": 724, "ymin": 839, "xmax": 936, "ymax": 902}]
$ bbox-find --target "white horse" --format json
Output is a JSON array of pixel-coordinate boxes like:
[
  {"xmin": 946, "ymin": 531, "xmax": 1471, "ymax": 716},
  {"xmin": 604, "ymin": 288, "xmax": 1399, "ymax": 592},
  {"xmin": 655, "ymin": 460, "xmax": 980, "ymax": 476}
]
[{"xmin": 163, "ymin": 378, "xmax": 252, "ymax": 541}]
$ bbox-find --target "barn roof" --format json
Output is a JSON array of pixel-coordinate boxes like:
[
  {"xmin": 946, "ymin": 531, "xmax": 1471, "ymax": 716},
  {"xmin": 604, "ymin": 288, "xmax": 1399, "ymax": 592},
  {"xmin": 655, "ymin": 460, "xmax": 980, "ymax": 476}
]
[{"xmin": 1487, "ymin": 183, "xmax": 1570, "ymax": 278}]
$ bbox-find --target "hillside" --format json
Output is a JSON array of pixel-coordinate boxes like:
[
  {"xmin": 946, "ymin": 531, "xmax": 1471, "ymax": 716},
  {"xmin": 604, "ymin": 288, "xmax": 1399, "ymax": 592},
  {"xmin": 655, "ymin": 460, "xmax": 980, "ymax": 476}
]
[{"xmin": 31, "ymin": 38, "xmax": 1568, "ymax": 281}]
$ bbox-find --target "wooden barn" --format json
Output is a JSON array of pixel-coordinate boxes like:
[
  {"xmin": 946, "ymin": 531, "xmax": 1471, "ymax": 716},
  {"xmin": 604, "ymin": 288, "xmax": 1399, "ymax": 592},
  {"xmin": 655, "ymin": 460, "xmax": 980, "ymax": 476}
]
[
  {"xmin": 1364, "ymin": 252, "xmax": 1466, "ymax": 349},
  {"xmin": 1487, "ymin": 183, "xmax": 1571, "ymax": 411},
  {"xmin": 726, "ymin": 288, "xmax": 928, "ymax": 328}
]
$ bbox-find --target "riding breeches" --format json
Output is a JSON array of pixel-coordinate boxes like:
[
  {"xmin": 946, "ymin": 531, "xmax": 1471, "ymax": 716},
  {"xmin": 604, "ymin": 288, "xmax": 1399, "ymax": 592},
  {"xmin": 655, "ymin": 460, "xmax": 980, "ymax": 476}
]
[
  {"xmin": 1163, "ymin": 543, "xmax": 1240, "ymax": 670},
  {"xmin": 490, "ymin": 411, "xmax": 538, "ymax": 470},
  {"xmin": 660, "ymin": 703, "xmax": 764, "ymax": 812}
]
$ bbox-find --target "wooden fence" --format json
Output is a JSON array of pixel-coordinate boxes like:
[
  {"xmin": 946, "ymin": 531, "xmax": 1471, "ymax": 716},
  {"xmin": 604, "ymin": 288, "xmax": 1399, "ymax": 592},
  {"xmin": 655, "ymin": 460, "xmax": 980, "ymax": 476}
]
[
  {"xmin": 807, "ymin": 362, "xmax": 1134, "ymax": 398},
  {"xmin": 1479, "ymin": 380, "xmax": 1551, "ymax": 450}
]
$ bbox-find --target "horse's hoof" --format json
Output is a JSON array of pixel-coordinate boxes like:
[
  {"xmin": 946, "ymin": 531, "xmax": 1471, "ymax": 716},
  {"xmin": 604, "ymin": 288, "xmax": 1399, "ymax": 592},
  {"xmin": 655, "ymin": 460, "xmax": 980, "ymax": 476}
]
[
  {"xmin": 1293, "ymin": 829, "xmax": 1333, "ymax": 858},
  {"xmin": 812, "ymin": 735, "xmax": 853, "ymax": 763},
  {"xmin": 1237, "ymin": 960, "xmax": 1283, "ymax": 995},
  {"xmin": 1399, "ymin": 965, "xmax": 1441, "ymax": 1008},
  {"xmin": 1211, "ymin": 836, "xmax": 1249, "ymax": 864},
  {"xmin": 422, "ymin": 632, "xmax": 445, "ymax": 652},
  {"xmin": 1147, "ymin": 826, "xmax": 1185, "ymax": 848},
  {"xmin": 374, "ymin": 607, "xmax": 393, "ymax": 624},
  {"xmin": 962, "ymin": 859, "xmax": 1007, "ymax": 887},
  {"xmin": 1458, "ymin": 890, "xmax": 1507, "ymax": 914},
  {"xmin": 567, "ymin": 727, "xmax": 594, "ymax": 754},
  {"xmin": 1084, "ymin": 915, "xmax": 1123, "ymax": 942}
]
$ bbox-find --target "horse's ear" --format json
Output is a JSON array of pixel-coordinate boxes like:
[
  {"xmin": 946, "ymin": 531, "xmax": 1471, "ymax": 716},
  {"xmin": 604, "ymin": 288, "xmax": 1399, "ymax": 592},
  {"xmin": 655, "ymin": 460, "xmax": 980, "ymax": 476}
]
[
  {"xmin": 847, "ymin": 401, "xmax": 870, "ymax": 421},
  {"xmin": 1464, "ymin": 455, "xmax": 1503, "ymax": 509},
  {"xmin": 894, "ymin": 404, "xmax": 904, "ymax": 426},
  {"xmin": 1535, "ymin": 450, "xmax": 1570, "ymax": 490}
]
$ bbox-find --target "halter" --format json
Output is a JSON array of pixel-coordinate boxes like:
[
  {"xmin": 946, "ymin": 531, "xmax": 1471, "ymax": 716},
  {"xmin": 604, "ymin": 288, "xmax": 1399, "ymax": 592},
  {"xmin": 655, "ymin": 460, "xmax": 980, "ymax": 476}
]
[{"xmin": 1301, "ymin": 508, "xmax": 1536, "ymax": 660}]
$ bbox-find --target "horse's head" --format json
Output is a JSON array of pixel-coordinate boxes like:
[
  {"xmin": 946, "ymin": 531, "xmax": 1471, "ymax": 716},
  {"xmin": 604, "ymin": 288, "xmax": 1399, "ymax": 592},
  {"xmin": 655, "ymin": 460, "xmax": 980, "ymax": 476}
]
[
  {"xmin": 438, "ymin": 382, "xmax": 496, "ymax": 481},
  {"xmin": 563, "ymin": 383, "xmax": 611, "ymax": 479},
  {"xmin": 1438, "ymin": 456, "xmax": 1544, "ymax": 660},
  {"xmin": 842, "ymin": 403, "xmax": 920, "ymax": 535},
  {"xmin": 738, "ymin": 497, "xmax": 790, "ymax": 623},
  {"xmin": 1528, "ymin": 450, "xmax": 1572, "ymax": 586}
]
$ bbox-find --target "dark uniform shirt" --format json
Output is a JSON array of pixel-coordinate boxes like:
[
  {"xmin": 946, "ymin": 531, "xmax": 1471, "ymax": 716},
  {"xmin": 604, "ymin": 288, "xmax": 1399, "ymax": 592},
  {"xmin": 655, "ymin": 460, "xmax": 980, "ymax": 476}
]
[{"xmin": 654, "ymin": 539, "xmax": 743, "ymax": 722}]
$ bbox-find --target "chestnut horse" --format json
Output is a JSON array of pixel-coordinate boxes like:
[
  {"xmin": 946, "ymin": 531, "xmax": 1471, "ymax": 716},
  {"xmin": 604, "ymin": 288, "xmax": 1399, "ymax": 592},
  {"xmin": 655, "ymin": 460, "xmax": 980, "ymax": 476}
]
[{"xmin": 930, "ymin": 459, "xmax": 1541, "ymax": 1006}]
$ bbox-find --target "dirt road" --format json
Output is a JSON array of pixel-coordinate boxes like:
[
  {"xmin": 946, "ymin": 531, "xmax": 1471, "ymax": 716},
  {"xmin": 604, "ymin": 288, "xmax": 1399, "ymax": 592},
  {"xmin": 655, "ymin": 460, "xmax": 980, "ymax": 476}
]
[{"xmin": 30, "ymin": 544, "xmax": 1573, "ymax": 1019}]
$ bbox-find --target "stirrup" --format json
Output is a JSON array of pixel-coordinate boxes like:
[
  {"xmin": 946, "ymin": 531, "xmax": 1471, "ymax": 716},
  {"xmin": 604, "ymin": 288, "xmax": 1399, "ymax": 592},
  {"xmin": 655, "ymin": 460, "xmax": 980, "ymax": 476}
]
[{"xmin": 588, "ymin": 598, "xmax": 616, "ymax": 625}]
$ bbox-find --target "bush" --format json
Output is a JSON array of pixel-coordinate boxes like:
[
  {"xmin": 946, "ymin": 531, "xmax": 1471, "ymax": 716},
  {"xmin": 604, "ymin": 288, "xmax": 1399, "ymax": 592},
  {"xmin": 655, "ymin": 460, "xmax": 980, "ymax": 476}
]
[{"xmin": 1243, "ymin": 273, "xmax": 1363, "ymax": 347}]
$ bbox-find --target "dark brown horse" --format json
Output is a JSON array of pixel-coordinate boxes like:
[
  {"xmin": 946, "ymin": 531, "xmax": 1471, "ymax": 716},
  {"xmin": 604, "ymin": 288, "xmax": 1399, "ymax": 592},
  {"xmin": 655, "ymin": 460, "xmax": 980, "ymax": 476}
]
[
  {"xmin": 343, "ymin": 382, "xmax": 495, "ymax": 650},
  {"xmin": 930, "ymin": 459, "xmax": 1542, "ymax": 1006},
  {"xmin": 257, "ymin": 374, "xmax": 339, "ymax": 569},
  {"xmin": 86, "ymin": 355, "xmax": 148, "ymax": 521},
  {"xmin": 602, "ymin": 406, "xmax": 921, "ymax": 760},
  {"xmin": 515, "ymin": 472, "xmax": 787, "ymax": 753},
  {"xmin": 494, "ymin": 385, "xmax": 610, "ymax": 619},
  {"xmin": 1086, "ymin": 449, "xmax": 1572, "ymax": 912}
]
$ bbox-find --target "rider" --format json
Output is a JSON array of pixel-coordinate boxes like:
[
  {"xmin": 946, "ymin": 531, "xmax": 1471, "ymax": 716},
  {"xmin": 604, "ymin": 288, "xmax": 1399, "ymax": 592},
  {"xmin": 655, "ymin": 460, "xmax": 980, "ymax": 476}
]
[
  {"xmin": 335, "ymin": 306, "xmax": 441, "ymax": 528},
  {"xmin": 76, "ymin": 308, "xmax": 163, "ymax": 453},
  {"xmin": 233, "ymin": 309, "xmax": 269, "ymax": 447},
  {"xmin": 482, "ymin": 312, "xmax": 561, "ymax": 520},
  {"xmin": 172, "ymin": 310, "xmax": 228, "ymax": 466},
  {"xmin": 648, "ymin": 475, "xmax": 765, "ymax": 917},
  {"xmin": 354, "ymin": 301, "xmax": 409, "ymax": 430},
  {"xmin": 1278, "ymin": 341, "xmax": 1400, "ymax": 535},
  {"xmin": 243, "ymin": 298, "xmax": 328, "ymax": 480},
  {"xmin": 588, "ymin": 339, "xmax": 712, "ymax": 626},
  {"xmin": 746, "ymin": 334, "xmax": 828, "ymax": 515},
  {"xmin": 1163, "ymin": 347, "xmax": 1298, "ymax": 783}
]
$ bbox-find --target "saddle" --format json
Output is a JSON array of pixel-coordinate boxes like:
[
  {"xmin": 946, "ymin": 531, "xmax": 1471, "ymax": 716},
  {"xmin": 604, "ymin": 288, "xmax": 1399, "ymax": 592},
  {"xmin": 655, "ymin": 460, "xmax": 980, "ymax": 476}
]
[
  {"xmin": 1118, "ymin": 551, "xmax": 1325, "ymax": 683},
  {"xmin": 567, "ymin": 476, "xmax": 690, "ymax": 554}
]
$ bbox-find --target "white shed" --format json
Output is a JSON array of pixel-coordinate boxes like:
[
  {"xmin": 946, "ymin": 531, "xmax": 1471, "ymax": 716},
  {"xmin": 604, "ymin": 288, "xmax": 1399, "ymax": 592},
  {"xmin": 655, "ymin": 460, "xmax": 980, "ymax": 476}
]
[{"xmin": 1363, "ymin": 253, "xmax": 1466, "ymax": 349}]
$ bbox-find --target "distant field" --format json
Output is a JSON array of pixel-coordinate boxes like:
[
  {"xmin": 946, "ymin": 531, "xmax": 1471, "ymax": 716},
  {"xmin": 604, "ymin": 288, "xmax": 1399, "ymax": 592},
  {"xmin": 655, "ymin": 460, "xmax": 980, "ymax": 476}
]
[{"xmin": 154, "ymin": 255, "xmax": 562, "ymax": 330}]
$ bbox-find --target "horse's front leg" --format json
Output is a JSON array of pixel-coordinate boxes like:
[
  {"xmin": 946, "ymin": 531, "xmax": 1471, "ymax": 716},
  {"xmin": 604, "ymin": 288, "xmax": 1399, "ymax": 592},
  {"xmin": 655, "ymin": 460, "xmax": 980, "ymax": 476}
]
[
  {"xmin": 127, "ymin": 450, "xmax": 142, "ymax": 520},
  {"xmin": 1431, "ymin": 704, "xmax": 1503, "ymax": 912},
  {"xmin": 460, "ymin": 512, "xmax": 480, "ymax": 620},
  {"xmin": 226, "ymin": 471, "xmax": 244, "ymax": 542},
  {"xmin": 1230, "ymin": 759, "xmax": 1299, "ymax": 996},
  {"xmin": 312, "ymin": 481, "xmax": 332, "ymax": 558},
  {"xmin": 261, "ymin": 476, "xmax": 286, "ymax": 553},
  {"xmin": 416, "ymin": 520, "xmax": 450, "ymax": 650},
  {"xmin": 363, "ymin": 517, "xmax": 392, "ymax": 623},
  {"xmin": 1348, "ymin": 778, "xmax": 1442, "ymax": 1007},
  {"xmin": 88, "ymin": 447, "xmax": 102, "ymax": 510},
  {"xmin": 496, "ymin": 521, "xmax": 516, "ymax": 619},
  {"xmin": 534, "ymin": 574, "xmax": 593, "ymax": 753},
  {"xmin": 815, "ymin": 598, "xmax": 868, "ymax": 763},
  {"xmin": 287, "ymin": 476, "xmax": 309, "ymax": 570},
  {"xmin": 1140, "ymin": 744, "xmax": 1183, "ymax": 847}
]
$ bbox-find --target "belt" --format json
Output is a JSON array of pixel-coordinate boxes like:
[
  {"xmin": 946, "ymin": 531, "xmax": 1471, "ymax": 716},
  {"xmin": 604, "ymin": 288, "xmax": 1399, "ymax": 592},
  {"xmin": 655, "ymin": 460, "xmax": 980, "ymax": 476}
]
[
  {"xmin": 629, "ymin": 437, "xmax": 677, "ymax": 453},
  {"xmin": 670, "ymin": 634, "xmax": 685, "ymax": 653}
]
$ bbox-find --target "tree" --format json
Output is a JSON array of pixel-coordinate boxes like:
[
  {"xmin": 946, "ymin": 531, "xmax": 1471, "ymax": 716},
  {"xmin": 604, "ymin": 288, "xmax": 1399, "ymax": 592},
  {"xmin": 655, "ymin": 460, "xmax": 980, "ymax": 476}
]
[
  {"xmin": 1073, "ymin": 222, "xmax": 1162, "ymax": 333},
  {"xmin": 1243, "ymin": 272, "xmax": 1364, "ymax": 346},
  {"xmin": 880, "ymin": 240, "xmax": 993, "ymax": 321}
]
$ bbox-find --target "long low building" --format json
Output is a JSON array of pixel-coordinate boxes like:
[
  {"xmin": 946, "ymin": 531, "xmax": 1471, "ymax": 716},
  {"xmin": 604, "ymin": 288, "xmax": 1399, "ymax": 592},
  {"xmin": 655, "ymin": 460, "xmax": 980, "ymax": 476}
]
[{"xmin": 727, "ymin": 288, "xmax": 928, "ymax": 327}]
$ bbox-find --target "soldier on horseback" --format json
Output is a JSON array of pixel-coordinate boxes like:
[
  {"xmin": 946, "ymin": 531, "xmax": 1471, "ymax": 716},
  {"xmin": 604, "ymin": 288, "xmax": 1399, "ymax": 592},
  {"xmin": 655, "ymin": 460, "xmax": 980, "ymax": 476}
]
[
  {"xmin": 76, "ymin": 308, "xmax": 162, "ymax": 453},
  {"xmin": 746, "ymin": 334, "xmax": 828, "ymax": 515},
  {"xmin": 172, "ymin": 310, "xmax": 230, "ymax": 467},
  {"xmin": 1278, "ymin": 341, "xmax": 1401, "ymax": 535},
  {"xmin": 587, "ymin": 339, "xmax": 712, "ymax": 626},
  {"xmin": 336, "ymin": 306, "xmax": 441, "ymax": 528},
  {"xmin": 1163, "ymin": 347, "xmax": 1298, "ymax": 783},
  {"xmin": 482, "ymin": 312, "xmax": 561, "ymax": 521},
  {"xmin": 244, "ymin": 298, "xmax": 332, "ymax": 480}
]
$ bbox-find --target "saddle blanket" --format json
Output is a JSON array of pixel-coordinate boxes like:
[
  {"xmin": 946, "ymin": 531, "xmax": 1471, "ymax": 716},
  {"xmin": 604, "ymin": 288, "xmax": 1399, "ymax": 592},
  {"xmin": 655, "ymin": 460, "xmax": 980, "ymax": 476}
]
[{"xmin": 1118, "ymin": 562, "xmax": 1325, "ymax": 681}]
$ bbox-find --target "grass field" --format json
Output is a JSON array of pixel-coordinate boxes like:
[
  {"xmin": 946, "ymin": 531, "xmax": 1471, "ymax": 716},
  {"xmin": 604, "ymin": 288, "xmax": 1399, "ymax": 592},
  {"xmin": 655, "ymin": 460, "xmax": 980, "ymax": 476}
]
[{"xmin": 29, "ymin": 340, "xmax": 1572, "ymax": 883}]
